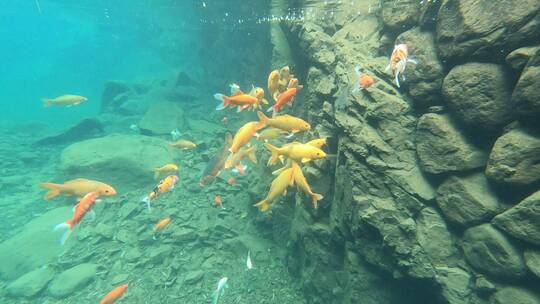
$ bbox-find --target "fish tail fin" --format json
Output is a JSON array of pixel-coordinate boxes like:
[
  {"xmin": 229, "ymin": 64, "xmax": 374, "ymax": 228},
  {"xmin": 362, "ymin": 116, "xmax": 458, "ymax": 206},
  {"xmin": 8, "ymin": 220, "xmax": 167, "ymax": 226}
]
[
  {"xmin": 40, "ymin": 183, "xmax": 62, "ymax": 200},
  {"xmin": 257, "ymin": 111, "xmax": 269, "ymax": 125},
  {"xmin": 53, "ymin": 222, "xmax": 73, "ymax": 245},
  {"xmin": 141, "ymin": 196, "xmax": 152, "ymax": 211},
  {"xmin": 254, "ymin": 200, "xmax": 270, "ymax": 212},
  {"xmin": 264, "ymin": 143, "xmax": 281, "ymax": 166},
  {"xmin": 311, "ymin": 193, "xmax": 324, "ymax": 209},
  {"xmin": 214, "ymin": 94, "xmax": 229, "ymax": 110},
  {"xmin": 247, "ymin": 146, "xmax": 257, "ymax": 164},
  {"xmin": 42, "ymin": 98, "xmax": 53, "ymax": 107}
]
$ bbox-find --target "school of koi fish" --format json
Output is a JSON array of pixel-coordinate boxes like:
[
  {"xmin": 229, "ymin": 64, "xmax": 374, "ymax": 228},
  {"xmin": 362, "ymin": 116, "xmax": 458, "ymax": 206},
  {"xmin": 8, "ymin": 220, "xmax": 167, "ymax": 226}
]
[{"xmin": 37, "ymin": 45, "xmax": 414, "ymax": 303}]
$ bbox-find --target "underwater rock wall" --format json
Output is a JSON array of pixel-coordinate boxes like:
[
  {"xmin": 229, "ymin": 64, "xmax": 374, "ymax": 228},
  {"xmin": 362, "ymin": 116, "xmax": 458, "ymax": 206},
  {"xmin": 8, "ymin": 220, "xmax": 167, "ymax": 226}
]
[{"xmin": 274, "ymin": 1, "xmax": 540, "ymax": 303}]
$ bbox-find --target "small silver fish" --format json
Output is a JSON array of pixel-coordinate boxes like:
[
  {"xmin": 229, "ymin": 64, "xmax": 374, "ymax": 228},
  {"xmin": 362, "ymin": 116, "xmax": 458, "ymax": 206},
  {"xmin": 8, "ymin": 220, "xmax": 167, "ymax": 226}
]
[
  {"xmin": 246, "ymin": 250, "xmax": 253, "ymax": 270},
  {"xmin": 212, "ymin": 277, "xmax": 228, "ymax": 304}
]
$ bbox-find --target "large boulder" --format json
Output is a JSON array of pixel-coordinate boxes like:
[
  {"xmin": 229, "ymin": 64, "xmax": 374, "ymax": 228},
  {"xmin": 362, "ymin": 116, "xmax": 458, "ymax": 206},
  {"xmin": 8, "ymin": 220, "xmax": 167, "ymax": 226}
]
[
  {"xmin": 100, "ymin": 80, "xmax": 132, "ymax": 112},
  {"xmin": 381, "ymin": 1, "xmax": 419, "ymax": 32},
  {"xmin": 61, "ymin": 134, "xmax": 174, "ymax": 191},
  {"xmin": 396, "ymin": 28, "xmax": 444, "ymax": 107},
  {"xmin": 492, "ymin": 190, "xmax": 540, "ymax": 245},
  {"xmin": 416, "ymin": 207, "xmax": 459, "ymax": 265},
  {"xmin": 434, "ymin": 267, "xmax": 472, "ymax": 304},
  {"xmin": 416, "ymin": 113, "xmax": 487, "ymax": 174},
  {"xmin": 490, "ymin": 286, "xmax": 540, "ymax": 304},
  {"xmin": 436, "ymin": 0, "xmax": 540, "ymax": 60},
  {"xmin": 138, "ymin": 101, "xmax": 185, "ymax": 135},
  {"xmin": 442, "ymin": 63, "xmax": 514, "ymax": 132},
  {"xmin": 436, "ymin": 173, "xmax": 503, "ymax": 227},
  {"xmin": 0, "ymin": 207, "xmax": 73, "ymax": 280},
  {"xmin": 485, "ymin": 128, "xmax": 540, "ymax": 186},
  {"xmin": 6, "ymin": 268, "xmax": 55, "ymax": 298},
  {"xmin": 48, "ymin": 263, "xmax": 98, "ymax": 298},
  {"xmin": 462, "ymin": 224, "xmax": 527, "ymax": 279},
  {"xmin": 512, "ymin": 48, "xmax": 540, "ymax": 118}
]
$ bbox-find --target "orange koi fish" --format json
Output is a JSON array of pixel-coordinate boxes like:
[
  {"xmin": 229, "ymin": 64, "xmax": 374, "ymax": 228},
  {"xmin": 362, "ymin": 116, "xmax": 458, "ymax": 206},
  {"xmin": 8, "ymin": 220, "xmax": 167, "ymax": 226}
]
[
  {"xmin": 214, "ymin": 91, "xmax": 260, "ymax": 112},
  {"xmin": 100, "ymin": 283, "xmax": 129, "ymax": 304},
  {"xmin": 53, "ymin": 191, "xmax": 100, "ymax": 245},
  {"xmin": 141, "ymin": 175, "xmax": 179, "ymax": 211},
  {"xmin": 154, "ymin": 217, "xmax": 172, "ymax": 232},
  {"xmin": 230, "ymin": 122, "xmax": 265, "ymax": 153},
  {"xmin": 269, "ymin": 87, "xmax": 301, "ymax": 115},
  {"xmin": 200, "ymin": 133, "xmax": 233, "ymax": 187},
  {"xmin": 228, "ymin": 177, "xmax": 237, "ymax": 185},
  {"xmin": 224, "ymin": 146, "xmax": 257, "ymax": 171},
  {"xmin": 215, "ymin": 195, "xmax": 224, "ymax": 209},
  {"xmin": 40, "ymin": 178, "xmax": 116, "ymax": 200},
  {"xmin": 352, "ymin": 65, "xmax": 375, "ymax": 92}
]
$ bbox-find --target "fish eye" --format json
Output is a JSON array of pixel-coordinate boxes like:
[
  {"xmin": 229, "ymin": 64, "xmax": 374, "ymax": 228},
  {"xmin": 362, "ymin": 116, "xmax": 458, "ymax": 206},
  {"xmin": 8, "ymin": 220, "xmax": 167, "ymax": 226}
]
[{"xmin": 105, "ymin": 190, "xmax": 109, "ymax": 193}]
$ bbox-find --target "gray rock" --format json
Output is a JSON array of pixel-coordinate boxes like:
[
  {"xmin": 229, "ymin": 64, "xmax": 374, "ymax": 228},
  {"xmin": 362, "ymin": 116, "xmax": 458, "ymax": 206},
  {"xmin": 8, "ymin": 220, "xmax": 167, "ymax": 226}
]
[
  {"xmin": 442, "ymin": 63, "xmax": 514, "ymax": 132},
  {"xmin": 48, "ymin": 264, "xmax": 98, "ymax": 298},
  {"xmin": 491, "ymin": 286, "xmax": 540, "ymax": 304},
  {"xmin": 416, "ymin": 208, "xmax": 459, "ymax": 265},
  {"xmin": 138, "ymin": 101, "xmax": 185, "ymax": 135},
  {"xmin": 462, "ymin": 224, "xmax": 526, "ymax": 278},
  {"xmin": 101, "ymin": 81, "xmax": 132, "ymax": 112},
  {"xmin": 436, "ymin": 0, "xmax": 540, "ymax": 60},
  {"xmin": 512, "ymin": 48, "xmax": 540, "ymax": 118},
  {"xmin": 436, "ymin": 173, "xmax": 502, "ymax": 227},
  {"xmin": 148, "ymin": 245, "xmax": 172, "ymax": 263},
  {"xmin": 434, "ymin": 267, "xmax": 472, "ymax": 304},
  {"xmin": 61, "ymin": 134, "xmax": 173, "ymax": 191},
  {"xmin": 506, "ymin": 45, "xmax": 539, "ymax": 71},
  {"xmin": 492, "ymin": 191, "xmax": 540, "ymax": 245},
  {"xmin": 183, "ymin": 270, "xmax": 204, "ymax": 285},
  {"xmin": 475, "ymin": 275, "xmax": 497, "ymax": 297},
  {"xmin": 485, "ymin": 128, "xmax": 540, "ymax": 186},
  {"xmin": 396, "ymin": 28, "xmax": 444, "ymax": 107},
  {"xmin": 7, "ymin": 268, "xmax": 55, "ymax": 298},
  {"xmin": 524, "ymin": 249, "xmax": 540, "ymax": 279},
  {"xmin": 416, "ymin": 113, "xmax": 487, "ymax": 174},
  {"xmin": 94, "ymin": 223, "xmax": 114, "ymax": 239},
  {"xmin": 381, "ymin": 1, "xmax": 419, "ymax": 32}
]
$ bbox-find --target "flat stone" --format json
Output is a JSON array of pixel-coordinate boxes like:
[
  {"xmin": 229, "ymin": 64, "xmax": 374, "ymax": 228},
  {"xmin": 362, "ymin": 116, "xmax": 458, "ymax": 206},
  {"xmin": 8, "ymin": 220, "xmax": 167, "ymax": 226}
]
[
  {"xmin": 416, "ymin": 113, "xmax": 487, "ymax": 174},
  {"xmin": 493, "ymin": 190, "xmax": 540, "ymax": 245},
  {"xmin": 61, "ymin": 134, "xmax": 173, "ymax": 191},
  {"xmin": 183, "ymin": 270, "xmax": 204, "ymax": 285},
  {"xmin": 416, "ymin": 208, "xmax": 459, "ymax": 265},
  {"xmin": 436, "ymin": 173, "xmax": 502, "ymax": 227},
  {"xmin": 123, "ymin": 247, "xmax": 142, "ymax": 263},
  {"xmin": 148, "ymin": 245, "xmax": 172, "ymax": 263},
  {"xmin": 48, "ymin": 263, "xmax": 98, "ymax": 298},
  {"xmin": 7, "ymin": 268, "xmax": 55, "ymax": 298},
  {"xmin": 462, "ymin": 224, "xmax": 526, "ymax": 279},
  {"xmin": 138, "ymin": 101, "xmax": 185, "ymax": 135},
  {"xmin": 95, "ymin": 223, "xmax": 114, "ymax": 239},
  {"xmin": 0, "ymin": 207, "xmax": 73, "ymax": 280},
  {"xmin": 435, "ymin": 267, "xmax": 472, "ymax": 304},
  {"xmin": 512, "ymin": 48, "xmax": 540, "ymax": 118},
  {"xmin": 485, "ymin": 128, "xmax": 540, "ymax": 186},
  {"xmin": 506, "ymin": 45, "xmax": 539, "ymax": 71}
]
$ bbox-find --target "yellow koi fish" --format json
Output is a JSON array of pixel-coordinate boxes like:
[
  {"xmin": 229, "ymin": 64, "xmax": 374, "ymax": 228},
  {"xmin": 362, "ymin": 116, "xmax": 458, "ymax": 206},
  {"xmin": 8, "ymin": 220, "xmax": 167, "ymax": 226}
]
[
  {"xmin": 265, "ymin": 142, "xmax": 326, "ymax": 166},
  {"xmin": 291, "ymin": 161, "xmax": 323, "ymax": 209},
  {"xmin": 254, "ymin": 167, "xmax": 295, "ymax": 212},
  {"xmin": 257, "ymin": 111, "xmax": 310, "ymax": 134}
]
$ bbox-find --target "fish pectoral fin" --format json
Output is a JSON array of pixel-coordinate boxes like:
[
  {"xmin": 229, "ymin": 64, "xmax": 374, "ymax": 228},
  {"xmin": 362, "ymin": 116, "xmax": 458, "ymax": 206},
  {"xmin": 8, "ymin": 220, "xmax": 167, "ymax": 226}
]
[{"xmin": 301, "ymin": 158, "xmax": 311, "ymax": 163}]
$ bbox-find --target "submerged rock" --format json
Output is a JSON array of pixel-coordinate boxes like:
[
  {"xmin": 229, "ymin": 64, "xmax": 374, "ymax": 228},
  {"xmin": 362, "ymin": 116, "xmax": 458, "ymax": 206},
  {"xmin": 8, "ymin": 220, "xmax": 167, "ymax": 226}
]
[
  {"xmin": 442, "ymin": 63, "xmax": 514, "ymax": 132},
  {"xmin": 0, "ymin": 207, "xmax": 72, "ymax": 280},
  {"xmin": 485, "ymin": 128, "xmax": 540, "ymax": 186},
  {"xmin": 506, "ymin": 45, "xmax": 539, "ymax": 71},
  {"xmin": 524, "ymin": 249, "xmax": 540, "ymax": 279},
  {"xmin": 61, "ymin": 134, "xmax": 173, "ymax": 190},
  {"xmin": 492, "ymin": 190, "xmax": 540, "ymax": 245},
  {"xmin": 101, "ymin": 80, "xmax": 132, "ymax": 112},
  {"xmin": 138, "ymin": 101, "xmax": 185, "ymax": 135},
  {"xmin": 512, "ymin": 48, "xmax": 540, "ymax": 118},
  {"xmin": 436, "ymin": 173, "xmax": 503, "ymax": 227},
  {"xmin": 33, "ymin": 118, "xmax": 104, "ymax": 146},
  {"xmin": 48, "ymin": 263, "xmax": 98, "ymax": 298},
  {"xmin": 490, "ymin": 286, "xmax": 540, "ymax": 304},
  {"xmin": 462, "ymin": 224, "xmax": 526, "ymax": 279},
  {"xmin": 434, "ymin": 267, "xmax": 472, "ymax": 304},
  {"xmin": 396, "ymin": 27, "xmax": 444, "ymax": 107},
  {"xmin": 416, "ymin": 113, "xmax": 487, "ymax": 174},
  {"xmin": 7, "ymin": 268, "xmax": 55, "ymax": 298},
  {"xmin": 436, "ymin": 0, "xmax": 540, "ymax": 60},
  {"xmin": 381, "ymin": 1, "xmax": 419, "ymax": 32}
]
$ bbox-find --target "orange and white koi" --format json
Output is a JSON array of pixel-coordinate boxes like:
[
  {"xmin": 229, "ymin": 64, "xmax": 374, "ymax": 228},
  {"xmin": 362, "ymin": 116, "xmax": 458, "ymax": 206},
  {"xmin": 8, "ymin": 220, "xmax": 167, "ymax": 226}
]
[
  {"xmin": 141, "ymin": 175, "xmax": 179, "ymax": 211},
  {"xmin": 53, "ymin": 191, "xmax": 100, "ymax": 245},
  {"xmin": 214, "ymin": 91, "xmax": 260, "ymax": 112},
  {"xmin": 100, "ymin": 283, "xmax": 129, "ymax": 304},
  {"xmin": 385, "ymin": 44, "xmax": 417, "ymax": 88}
]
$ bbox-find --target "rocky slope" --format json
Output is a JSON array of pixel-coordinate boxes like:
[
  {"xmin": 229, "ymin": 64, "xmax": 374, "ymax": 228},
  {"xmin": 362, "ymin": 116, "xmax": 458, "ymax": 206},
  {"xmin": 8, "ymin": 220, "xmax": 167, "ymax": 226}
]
[{"xmin": 268, "ymin": 1, "xmax": 540, "ymax": 303}]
